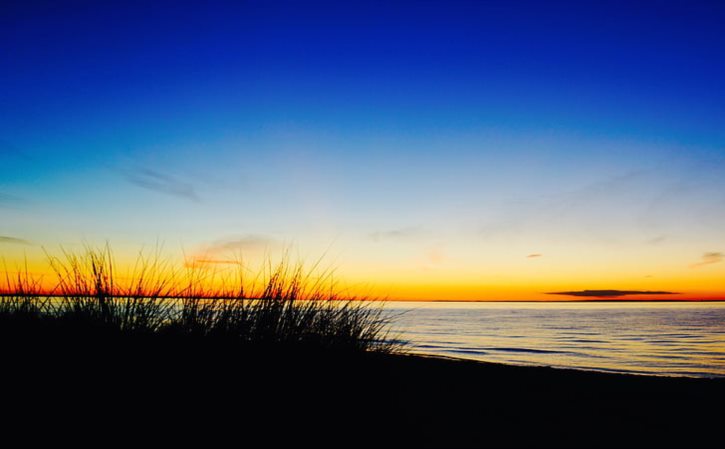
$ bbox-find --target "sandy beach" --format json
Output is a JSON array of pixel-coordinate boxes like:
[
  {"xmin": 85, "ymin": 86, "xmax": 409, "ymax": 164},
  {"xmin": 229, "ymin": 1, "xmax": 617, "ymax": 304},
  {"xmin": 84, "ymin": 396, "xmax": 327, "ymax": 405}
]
[{"xmin": 4, "ymin": 339, "xmax": 723, "ymax": 448}]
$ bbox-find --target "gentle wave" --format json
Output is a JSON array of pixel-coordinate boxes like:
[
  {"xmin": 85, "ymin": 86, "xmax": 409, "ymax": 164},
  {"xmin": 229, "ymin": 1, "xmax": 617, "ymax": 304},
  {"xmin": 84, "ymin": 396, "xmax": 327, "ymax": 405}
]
[{"xmin": 384, "ymin": 301, "xmax": 725, "ymax": 378}]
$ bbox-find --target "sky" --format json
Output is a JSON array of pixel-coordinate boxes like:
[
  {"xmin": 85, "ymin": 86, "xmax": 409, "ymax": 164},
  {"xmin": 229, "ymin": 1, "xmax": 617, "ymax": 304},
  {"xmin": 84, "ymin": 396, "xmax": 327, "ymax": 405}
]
[{"xmin": 1, "ymin": 0, "xmax": 724, "ymax": 300}]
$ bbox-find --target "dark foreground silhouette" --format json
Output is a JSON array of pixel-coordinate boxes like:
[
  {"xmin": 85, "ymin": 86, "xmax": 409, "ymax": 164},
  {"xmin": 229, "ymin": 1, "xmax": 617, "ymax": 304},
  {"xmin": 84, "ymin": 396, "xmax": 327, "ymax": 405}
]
[{"xmin": 3, "ymin": 337, "xmax": 723, "ymax": 449}]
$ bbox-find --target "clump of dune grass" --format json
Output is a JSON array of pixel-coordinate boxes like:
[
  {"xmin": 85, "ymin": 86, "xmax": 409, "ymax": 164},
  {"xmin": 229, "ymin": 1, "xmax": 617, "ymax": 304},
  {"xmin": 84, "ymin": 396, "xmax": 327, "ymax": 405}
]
[{"xmin": 0, "ymin": 246, "xmax": 401, "ymax": 354}]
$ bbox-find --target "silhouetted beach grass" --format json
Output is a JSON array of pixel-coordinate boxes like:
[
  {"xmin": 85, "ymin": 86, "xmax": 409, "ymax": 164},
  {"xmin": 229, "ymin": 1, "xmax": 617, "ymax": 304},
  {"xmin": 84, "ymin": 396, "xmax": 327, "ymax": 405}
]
[
  {"xmin": 0, "ymin": 245, "xmax": 400, "ymax": 354},
  {"xmin": 1, "ymin": 247, "xmax": 723, "ymax": 448}
]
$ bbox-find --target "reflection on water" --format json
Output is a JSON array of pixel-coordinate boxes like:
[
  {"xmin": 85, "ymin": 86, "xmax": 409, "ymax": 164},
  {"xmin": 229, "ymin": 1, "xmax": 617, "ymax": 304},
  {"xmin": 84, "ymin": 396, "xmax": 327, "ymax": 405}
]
[{"xmin": 383, "ymin": 301, "xmax": 725, "ymax": 378}]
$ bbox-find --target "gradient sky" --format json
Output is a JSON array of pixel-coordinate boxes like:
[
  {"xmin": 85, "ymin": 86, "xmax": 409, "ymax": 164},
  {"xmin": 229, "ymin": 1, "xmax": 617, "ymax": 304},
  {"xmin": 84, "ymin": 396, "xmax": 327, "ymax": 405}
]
[{"xmin": 2, "ymin": 0, "xmax": 724, "ymax": 300}]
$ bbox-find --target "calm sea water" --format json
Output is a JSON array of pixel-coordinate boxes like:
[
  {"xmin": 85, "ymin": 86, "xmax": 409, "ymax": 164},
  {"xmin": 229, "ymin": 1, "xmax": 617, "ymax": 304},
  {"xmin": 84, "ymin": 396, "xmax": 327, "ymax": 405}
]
[{"xmin": 383, "ymin": 301, "xmax": 725, "ymax": 378}]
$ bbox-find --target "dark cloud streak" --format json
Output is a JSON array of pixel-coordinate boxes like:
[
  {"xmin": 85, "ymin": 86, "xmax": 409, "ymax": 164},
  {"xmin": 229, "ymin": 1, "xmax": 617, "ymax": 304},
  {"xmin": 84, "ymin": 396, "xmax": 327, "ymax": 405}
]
[
  {"xmin": 0, "ymin": 192, "xmax": 24, "ymax": 208},
  {"xmin": 547, "ymin": 289, "xmax": 678, "ymax": 298},
  {"xmin": 646, "ymin": 235, "xmax": 667, "ymax": 245},
  {"xmin": 0, "ymin": 236, "xmax": 31, "ymax": 245},
  {"xmin": 369, "ymin": 227, "xmax": 422, "ymax": 242},
  {"xmin": 124, "ymin": 168, "xmax": 200, "ymax": 202},
  {"xmin": 691, "ymin": 252, "xmax": 723, "ymax": 268}
]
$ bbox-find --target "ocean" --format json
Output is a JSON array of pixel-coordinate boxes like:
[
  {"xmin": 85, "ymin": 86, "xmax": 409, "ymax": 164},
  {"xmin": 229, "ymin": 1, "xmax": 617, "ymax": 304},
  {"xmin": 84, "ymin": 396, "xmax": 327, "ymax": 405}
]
[{"xmin": 383, "ymin": 301, "xmax": 725, "ymax": 378}]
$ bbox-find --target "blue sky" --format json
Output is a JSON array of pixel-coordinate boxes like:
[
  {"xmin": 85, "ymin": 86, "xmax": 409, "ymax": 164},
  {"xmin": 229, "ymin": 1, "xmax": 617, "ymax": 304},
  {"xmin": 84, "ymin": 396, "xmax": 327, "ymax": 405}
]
[{"xmin": 2, "ymin": 1, "xmax": 724, "ymax": 299}]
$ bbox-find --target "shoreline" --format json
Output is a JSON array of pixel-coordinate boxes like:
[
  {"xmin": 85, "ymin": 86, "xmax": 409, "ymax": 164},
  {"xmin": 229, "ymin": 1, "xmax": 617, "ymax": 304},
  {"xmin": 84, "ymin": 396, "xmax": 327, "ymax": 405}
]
[
  {"xmin": 406, "ymin": 351, "xmax": 725, "ymax": 379},
  {"xmin": 400, "ymin": 351, "xmax": 725, "ymax": 380}
]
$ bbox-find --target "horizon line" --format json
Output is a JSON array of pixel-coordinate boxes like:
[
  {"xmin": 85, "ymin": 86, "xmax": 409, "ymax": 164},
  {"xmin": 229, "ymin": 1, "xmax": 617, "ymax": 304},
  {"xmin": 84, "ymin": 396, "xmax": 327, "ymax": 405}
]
[{"xmin": 1, "ymin": 293, "xmax": 723, "ymax": 303}]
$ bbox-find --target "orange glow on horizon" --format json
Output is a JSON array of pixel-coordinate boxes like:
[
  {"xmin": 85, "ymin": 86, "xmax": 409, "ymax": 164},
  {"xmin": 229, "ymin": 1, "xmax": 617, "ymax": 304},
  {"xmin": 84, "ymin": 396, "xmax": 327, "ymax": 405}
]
[{"xmin": 2, "ymin": 246, "xmax": 724, "ymax": 301}]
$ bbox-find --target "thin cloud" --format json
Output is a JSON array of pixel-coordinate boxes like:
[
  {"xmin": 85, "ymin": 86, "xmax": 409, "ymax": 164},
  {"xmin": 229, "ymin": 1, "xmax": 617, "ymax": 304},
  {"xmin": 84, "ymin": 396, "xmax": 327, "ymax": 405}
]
[
  {"xmin": 186, "ymin": 235, "xmax": 276, "ymax": 266},
  {"xmin": 527, "ymin": 253, "xmax": 542, "ymax": 258},
  {"xmin": 0, "ymin": 236, "xmax": 31, "ymax": 245},
  {"xmin": 205, "ymin": 235, "xmax": 275, "ymax": 253},
  {"xmin": 646, "ymin": 235, "xmax": 667, "ymax": 245},
  {"xmin": 184, "ymin": 258, "xmax": 243, "ymax": 267},
  {"xmin": 0, "ymin": 192, "xmax": 24, "ymax": 208},
  {"xmin": 0, "ymin": 140, "xmax": 34, "ymax": 161},
  {"xmin": 124, "ymin": 167, "xmax": 200, "ymax": 202},
  {"xmin": 547, "ymin": 289, "xmax": 677, "ymax": 298},
  {"xmin": 478, "ymin": 170, "xmax": 647, "ymax": 241},
  {"xmin": 691, "ymin": 252, "xmax": 723, "ymax": 268},
  {"xmin": 369, "ymin": 227, "xmax": 422, "ymax": 242}
]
